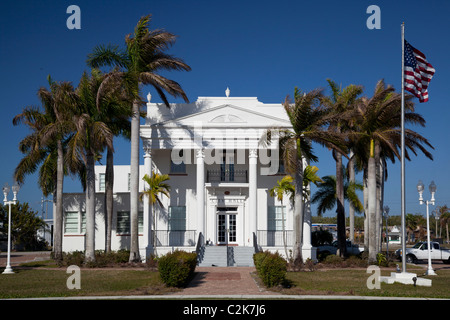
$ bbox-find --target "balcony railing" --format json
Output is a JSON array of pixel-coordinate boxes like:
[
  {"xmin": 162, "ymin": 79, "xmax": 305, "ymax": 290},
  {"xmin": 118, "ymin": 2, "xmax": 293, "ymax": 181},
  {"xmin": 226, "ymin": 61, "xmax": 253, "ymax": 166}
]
[
  {"xmin": 207, "ymin": 169, "xmax": 248, "ymax": 183},
  {"xmin": 257, "ymin": 230, "xmax": 294, "ymax": 247},
  {"xmin": 154, "ymin": 230, "xmax": 196, "ymax": 247}
]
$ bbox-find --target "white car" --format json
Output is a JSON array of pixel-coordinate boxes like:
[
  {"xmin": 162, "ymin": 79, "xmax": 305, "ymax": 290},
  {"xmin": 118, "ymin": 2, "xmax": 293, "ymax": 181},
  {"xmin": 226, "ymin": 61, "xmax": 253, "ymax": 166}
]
[{"xmin": 395, "ymin": 241, "xmax": 450, "ymax": 264}]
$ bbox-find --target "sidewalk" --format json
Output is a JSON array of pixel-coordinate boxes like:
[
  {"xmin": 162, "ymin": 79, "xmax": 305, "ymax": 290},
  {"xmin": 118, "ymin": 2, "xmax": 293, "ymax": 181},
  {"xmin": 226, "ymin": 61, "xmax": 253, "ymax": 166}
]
[
  {"xmin": 0, "ymin": 251, "xmax": 51, "ymax": 266},
  {"xmin": 180, "ymin": 266, "xmax": 280, "ymax": 296}
]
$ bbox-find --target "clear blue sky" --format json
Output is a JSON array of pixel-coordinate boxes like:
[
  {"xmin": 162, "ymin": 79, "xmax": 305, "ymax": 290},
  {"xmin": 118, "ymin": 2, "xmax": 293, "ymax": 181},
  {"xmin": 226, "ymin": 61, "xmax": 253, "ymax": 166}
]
[{"xmin": 1, "ymin": 0, "xmax": 449, "ymax": 220}]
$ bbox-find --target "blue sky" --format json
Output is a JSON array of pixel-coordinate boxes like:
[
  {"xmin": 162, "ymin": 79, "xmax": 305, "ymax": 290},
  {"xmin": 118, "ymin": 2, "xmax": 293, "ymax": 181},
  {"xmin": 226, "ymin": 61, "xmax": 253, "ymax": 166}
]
[{"xmin": 1, "ymin": 0, "xmax": 449, "ymax": 220}]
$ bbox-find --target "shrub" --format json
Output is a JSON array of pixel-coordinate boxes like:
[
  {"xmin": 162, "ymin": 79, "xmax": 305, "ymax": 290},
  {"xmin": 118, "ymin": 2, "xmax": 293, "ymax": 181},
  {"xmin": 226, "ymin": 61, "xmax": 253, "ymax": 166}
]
[
  {"xmin": 253, "ymin": 251, "xmax": 287, "ymax": 288},
  {"xmin": 158, "ymin": 250, "xmax": 197, "ymax": 287},
  {"xmin": 62, "ymin": 251, "xmax": 85, "ymax": 267},
  {"xmin": 322, "ymin": 254, "xmax": 344, "ymax": 267}
]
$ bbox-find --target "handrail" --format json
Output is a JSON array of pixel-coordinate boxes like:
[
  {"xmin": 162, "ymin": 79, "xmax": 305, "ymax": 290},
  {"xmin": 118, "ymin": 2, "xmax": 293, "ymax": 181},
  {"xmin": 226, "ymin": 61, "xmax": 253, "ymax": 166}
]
[
  {"xmin": 195, "ymin": 232, "xmax": 205, "ymax": 264},
  {"xmin": 253, "ymin": 232, "xmax": 260, "ymax": 253}
]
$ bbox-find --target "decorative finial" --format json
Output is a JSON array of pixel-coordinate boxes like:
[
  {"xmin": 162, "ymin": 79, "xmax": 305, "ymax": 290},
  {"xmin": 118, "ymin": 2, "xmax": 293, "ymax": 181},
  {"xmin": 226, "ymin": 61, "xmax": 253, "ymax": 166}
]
[
  {"xmin": 225, "ymin": 87, "xmax": 230, "ymax": 97},
  {"xmin": 147, "ymin": 92, "xmax": 152, "ymax": 103}
]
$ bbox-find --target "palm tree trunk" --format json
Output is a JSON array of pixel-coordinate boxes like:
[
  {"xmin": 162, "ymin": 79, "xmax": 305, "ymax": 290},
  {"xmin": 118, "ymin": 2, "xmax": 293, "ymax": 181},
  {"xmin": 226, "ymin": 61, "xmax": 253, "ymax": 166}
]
[
  {"xmin": 105, "ymin": 146, "xmax": 114, "ymax": 253},
  {"xmin": 281, "ymin": 199, "xmax": 288, "ymax": 260},
  {"xmin": 363, "ymin": 171, "xmax": 369, "ymax": 251},
  {"xmin": 53, "ymin": 139, "xmax": 64, "ymax": 262},
  {"xmin": 368, "ymin": 140, "xmax": 377, "ymax": 263},
  {"xmin": 349, "ymin": 151, "xmax": 355, "ymax": 243},
  {"xmin": 375, "ymin": 142, "xmax": 382, "ymax": 253},
  {"xmin": 293, "ymin": 141, "xmax": 304, "ymax": 261},
  {"xmin": 129, "ymin": 101, "xmax": 141, "ymax": 262},
  {"xmin": 335, "ymin": 150, "xmax": 346, "ymax": 257},
  {"xmin": 85, "ymin": 151, "xmax": 96, "ymax": 262}
]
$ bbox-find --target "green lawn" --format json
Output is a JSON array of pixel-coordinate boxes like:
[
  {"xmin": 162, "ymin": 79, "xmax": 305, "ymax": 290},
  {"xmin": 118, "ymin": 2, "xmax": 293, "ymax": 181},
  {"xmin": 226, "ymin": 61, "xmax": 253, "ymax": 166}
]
[
  {"xmin": 1, "ymin": 260, "xmax": 449, "ymax": 299},
  {"xmin": 0, "ymin": 261, "xmax": 179, "ymax": 299},
  {"xmin": 277, "ymin": 268, "xmax": 450, "ymax": 299}
]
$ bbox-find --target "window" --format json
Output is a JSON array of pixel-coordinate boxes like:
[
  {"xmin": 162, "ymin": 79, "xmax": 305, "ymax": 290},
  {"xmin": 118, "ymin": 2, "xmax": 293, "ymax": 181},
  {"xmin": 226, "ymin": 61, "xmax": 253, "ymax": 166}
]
[
  {"xmin": 99, "ymin": 173, "xmax": 105, "ymax": 191},
  {"xmin": 170, "ymin": 150, "xmax": 186, "ymax": 173},
  {"xmin": 268, "ymin": 206, "xmax": 286, "ymax": 231},
  {"xmin": 168, "ymin": 206, "xmax": 186, "ymax": 231},
  {"xmin": 116, "ymin": 211, "xmax": 143, "ymax": 234},
  {"xmin": 64, "ymin": 211, "xmax": 86, "ymax": 234},
  {"xmin": 64, "ymin": 211, "xmax": 79, "ymax": 233}
]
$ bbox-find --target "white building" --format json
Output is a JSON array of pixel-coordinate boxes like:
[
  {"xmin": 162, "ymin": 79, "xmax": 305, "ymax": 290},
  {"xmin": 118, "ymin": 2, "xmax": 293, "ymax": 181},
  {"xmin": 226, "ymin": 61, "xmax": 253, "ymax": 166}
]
[{"xmin": 62, "ymin": 90, "xmax": 316, "ymax": 264}]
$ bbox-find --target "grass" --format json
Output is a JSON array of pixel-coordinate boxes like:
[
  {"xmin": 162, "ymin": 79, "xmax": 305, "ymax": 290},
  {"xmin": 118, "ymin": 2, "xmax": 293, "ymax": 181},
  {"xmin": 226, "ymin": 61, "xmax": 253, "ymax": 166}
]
[
  {"xmin": 1, "ymin": 259, "xmax": 449, "ymax": 299},
  {"xmin": 273, "ymin": 267, "xmax": 450, "ymax": 299},
  {"xmin": 0, "ymin": 260, "xmax": 180, "ymax": 299}
]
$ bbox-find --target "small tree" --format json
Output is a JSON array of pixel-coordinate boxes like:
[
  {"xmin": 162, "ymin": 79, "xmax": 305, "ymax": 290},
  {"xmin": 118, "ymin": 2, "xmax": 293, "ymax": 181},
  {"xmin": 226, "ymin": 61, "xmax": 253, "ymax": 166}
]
[
  {"xmin": 0, "ymin": 202, "xmax": 47, "ymax": 250},
  {"xmin": 269, "ymin": 175, "xmax": 295, "ymax": 259},
  {"xmin": 141, "ymin": 171, "xmax": 171, "ymax": 254}
]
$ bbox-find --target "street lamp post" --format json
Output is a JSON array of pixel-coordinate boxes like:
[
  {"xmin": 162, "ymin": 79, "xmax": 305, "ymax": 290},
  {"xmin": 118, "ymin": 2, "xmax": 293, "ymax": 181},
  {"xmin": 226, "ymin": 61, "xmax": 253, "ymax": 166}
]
[
  {"xmin": 2, "ymin": 182, "xmax": 20, "ymax": 274},
  {"xmin": 383, "ymin": 205, "xmax": 390, "ymax": 259},
  {"xmin": 417, "ymin": 180, "xmax": 437, "ymax": 276}
]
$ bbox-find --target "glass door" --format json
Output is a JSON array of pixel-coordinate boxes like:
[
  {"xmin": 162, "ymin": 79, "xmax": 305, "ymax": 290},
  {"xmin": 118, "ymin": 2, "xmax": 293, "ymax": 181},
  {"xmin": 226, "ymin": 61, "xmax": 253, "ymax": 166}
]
[{"xmin": 217, "ymin": 207, "xmax": 238, "ymax": 245}]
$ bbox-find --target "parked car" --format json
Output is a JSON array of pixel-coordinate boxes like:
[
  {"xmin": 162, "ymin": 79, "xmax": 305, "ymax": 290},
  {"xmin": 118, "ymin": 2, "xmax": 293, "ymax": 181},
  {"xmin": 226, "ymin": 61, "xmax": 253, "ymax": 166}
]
[
  {"xmin": 395, "ymin": 241, "xmax": 450, "ymax": 264},
  {"xmin": 317, "ymin": 240, "xmax": 364, "ymax": 256}
]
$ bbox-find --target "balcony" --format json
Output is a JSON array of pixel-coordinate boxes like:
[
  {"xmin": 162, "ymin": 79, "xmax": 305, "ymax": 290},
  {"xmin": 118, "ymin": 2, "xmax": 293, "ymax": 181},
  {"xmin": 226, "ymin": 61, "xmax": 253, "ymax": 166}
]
[{"xmin": 206, "ymin": 169, "xmax": 248, "ymax": 183}]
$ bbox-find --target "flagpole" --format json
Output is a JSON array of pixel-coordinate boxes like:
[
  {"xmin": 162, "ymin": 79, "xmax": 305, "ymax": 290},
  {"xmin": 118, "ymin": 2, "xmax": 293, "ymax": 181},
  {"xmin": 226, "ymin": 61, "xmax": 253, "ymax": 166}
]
[{"xmin": 400, "ymin": 22, "xmax": 407, "ymax": 274}]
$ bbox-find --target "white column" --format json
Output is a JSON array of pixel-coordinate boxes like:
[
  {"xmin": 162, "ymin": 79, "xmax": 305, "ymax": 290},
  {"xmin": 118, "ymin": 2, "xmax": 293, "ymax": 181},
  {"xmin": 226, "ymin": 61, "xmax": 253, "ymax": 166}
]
[
  {"xmin": 143, "ymin": 142, "xmax": 152, "ymax": 259},
  {"xmin": 196, "ymin": 149, "xmax": 205, "ymax": 238},
  {"xmin": 249, "ymin": 148, "xmax": 258, "ymax": 244}
]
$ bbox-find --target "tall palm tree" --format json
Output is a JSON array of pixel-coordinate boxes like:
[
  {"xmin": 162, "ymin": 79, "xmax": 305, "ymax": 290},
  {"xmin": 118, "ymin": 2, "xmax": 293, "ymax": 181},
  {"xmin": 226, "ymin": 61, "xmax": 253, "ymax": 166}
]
[
  {"xmin": 87, "ymin": 15, "xmax": 191, "ymax": 262},
  {"xmin": 270, "ymin": 175, "xmax": 295, "ymax": 259},
  {"xmin": 66, "ymin": 70, "xmax": 116, "ymax": 262},
  {"xmin": 141, "ymin": 172, "xmax": 171, "ymax": 254},
  {"xmin": 98, "ymin": 71, "xmax": 132, "ymax": 254},
  {"xmin": 322, "ymin": 79, "xmax": 363, "ymax": 256},
  {"xmin": 13, "ymin": 77, "xmax": 78, "ymax": 261},
  {"xmin": 353, "ymin": 79, "xmax": 434, "ymax": 262},
  {"xmin": 269, "ymin": 87, "xmax": 347, "ymax": 260}
]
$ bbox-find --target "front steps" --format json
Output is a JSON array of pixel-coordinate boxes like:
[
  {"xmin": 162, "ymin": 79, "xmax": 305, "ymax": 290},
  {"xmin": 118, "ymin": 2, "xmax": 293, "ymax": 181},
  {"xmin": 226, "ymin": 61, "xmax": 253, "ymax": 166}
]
[{"xmin": 198, "ymin": 246, "xmax": 255, "ymax": 267}]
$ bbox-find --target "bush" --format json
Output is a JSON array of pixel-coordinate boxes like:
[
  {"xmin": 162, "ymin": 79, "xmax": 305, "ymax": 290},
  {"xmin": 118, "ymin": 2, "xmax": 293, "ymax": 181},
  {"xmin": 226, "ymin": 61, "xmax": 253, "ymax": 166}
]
[
  {"xmin": 322, "ymin": 254, "xmax": 344, "ymax": 267},
  {"xmin": 158, "ymin": 250, "xmax": 197, "ymax": 287},
  {"xmin": 62, "ymin": 251, "xmax": 85, "ymax": 267},
  {"xmin": 253, "ymin": 251, "xmax": 287, "ymax": 288},
  {"xmin": 58, "ymin": 250, "xmax": 131, "ymax": 267}
]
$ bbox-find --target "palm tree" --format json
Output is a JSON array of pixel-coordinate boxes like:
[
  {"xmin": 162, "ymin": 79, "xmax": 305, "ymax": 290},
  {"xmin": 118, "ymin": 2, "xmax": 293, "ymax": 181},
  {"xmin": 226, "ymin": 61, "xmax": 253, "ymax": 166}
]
[
  {"xmin": 99, "ymin": 71, "xmax": 132, "ymax": 254},
  {"xmin": 13, "ymin": 76, "xmax": 78, "ymax": 261},
  {"xmin": 66, "ymin": 70, "xmax": 117, "ymax": 262},
  {"xmin": 269, "ymin": 87, "xmax": 347, "ymax": 260},
  {"xmin": 322, "ymin": 79, "xmax": 363, "ymax": 256},
  {"xmin": 141, "ymin": 172, "xmax": 171, "ymax": 254},
  {"xmin": 353, "ymin": 79, "xmax": 434, "ymax": 262},
  {"xmin": 311, "ymin": 175, "xmax": 364, "ymax": 217},
  {"xmin": 270, "ymin": 175, "xmax": 295, "ymax": 259},
  {"xmin": 87, "ymin": 15, "xmax": 191, "ymax": 262}
]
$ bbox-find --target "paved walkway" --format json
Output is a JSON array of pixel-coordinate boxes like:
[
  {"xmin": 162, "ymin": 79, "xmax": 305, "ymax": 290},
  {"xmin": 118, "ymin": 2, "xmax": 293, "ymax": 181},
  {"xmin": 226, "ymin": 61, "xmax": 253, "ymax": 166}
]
[
  {"xmin": 180, "ymin": 266, "xmax": 280, "ymax": 296},
  {"xmin": 0, "ymin": 251, "xmax": 51, "ymax": 266}
]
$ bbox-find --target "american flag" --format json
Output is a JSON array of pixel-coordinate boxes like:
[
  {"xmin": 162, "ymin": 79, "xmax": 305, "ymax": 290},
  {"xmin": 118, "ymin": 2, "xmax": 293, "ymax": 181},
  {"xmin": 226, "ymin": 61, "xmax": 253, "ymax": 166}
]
[{"xmin": 404, "ymin": 40, "xmax": 435, "ymax": 103}]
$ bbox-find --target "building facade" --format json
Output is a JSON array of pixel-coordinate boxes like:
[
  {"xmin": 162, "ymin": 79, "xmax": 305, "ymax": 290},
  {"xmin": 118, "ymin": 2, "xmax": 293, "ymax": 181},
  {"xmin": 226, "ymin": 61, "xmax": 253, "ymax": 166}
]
[{"xmin": 62, "ymin": 91, "xmax": 316, "ymax": 262}]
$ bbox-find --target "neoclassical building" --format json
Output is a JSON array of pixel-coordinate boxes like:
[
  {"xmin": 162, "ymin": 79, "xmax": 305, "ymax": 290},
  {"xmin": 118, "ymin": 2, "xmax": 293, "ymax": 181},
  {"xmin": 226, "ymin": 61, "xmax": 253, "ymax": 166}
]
[{"xmin": 62, "ymin": 90, "xmax": 316, "ymax": 264}]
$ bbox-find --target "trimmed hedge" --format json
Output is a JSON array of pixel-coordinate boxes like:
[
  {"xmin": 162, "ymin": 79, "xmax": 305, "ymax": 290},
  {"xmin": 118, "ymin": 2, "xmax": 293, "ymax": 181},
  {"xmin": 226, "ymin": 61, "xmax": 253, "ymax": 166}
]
[
  {"xmin": 253, "ymin": 251, "xmax": 287, "ymax": 287},
  {"xmin": 158, "ymin": 250, "xmax": 197, "ymax": 287}
]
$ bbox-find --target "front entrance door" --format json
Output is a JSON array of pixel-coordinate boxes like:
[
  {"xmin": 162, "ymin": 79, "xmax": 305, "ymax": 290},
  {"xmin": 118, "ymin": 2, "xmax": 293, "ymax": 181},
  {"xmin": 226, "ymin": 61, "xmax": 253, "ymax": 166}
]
[{"xmin": 217, "ymin": 207, "xmax": 238, "ymax": 245}]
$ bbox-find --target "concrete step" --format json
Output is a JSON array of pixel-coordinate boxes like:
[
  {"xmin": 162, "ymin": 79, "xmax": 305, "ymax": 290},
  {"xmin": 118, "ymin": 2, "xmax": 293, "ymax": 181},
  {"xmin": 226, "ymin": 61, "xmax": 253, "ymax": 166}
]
[{"xmin": 198, "ymin": 246, "xmax": 255, "ymax": 267}]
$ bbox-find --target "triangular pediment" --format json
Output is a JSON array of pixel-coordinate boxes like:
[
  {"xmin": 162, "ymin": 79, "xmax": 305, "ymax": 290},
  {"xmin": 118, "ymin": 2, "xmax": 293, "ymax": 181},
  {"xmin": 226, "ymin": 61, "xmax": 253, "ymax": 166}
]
[{"xmin": 153, "ymin": 104, "xmax": 291, "ymax": 128}]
